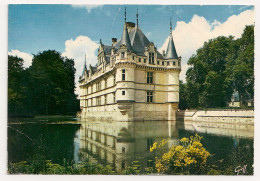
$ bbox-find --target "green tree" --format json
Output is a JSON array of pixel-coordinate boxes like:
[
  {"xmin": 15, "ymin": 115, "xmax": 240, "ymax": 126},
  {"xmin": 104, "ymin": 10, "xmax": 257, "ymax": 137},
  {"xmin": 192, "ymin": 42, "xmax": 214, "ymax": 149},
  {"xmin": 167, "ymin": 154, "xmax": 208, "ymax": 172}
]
[
  {"xmin": 8, "ymin": 55, "xmax": 26, "ymax": 115},
  {"xmin": 8, "ymin": 50, "xmax": 80, "ymax": 117},
  {"xmin": 226, "ymin": 25, "xmax": 254, "ymax": 106},
  {"xmin": 185, "ymin": 25, "xmax": 254, "ymax": 108},
  {"xmin": 28, "ymin": 50, "xmax": 79, "ymax": 115},
  {"xmin": 179, "ymin": 80, "xmax": 188, "ymax": 110}
]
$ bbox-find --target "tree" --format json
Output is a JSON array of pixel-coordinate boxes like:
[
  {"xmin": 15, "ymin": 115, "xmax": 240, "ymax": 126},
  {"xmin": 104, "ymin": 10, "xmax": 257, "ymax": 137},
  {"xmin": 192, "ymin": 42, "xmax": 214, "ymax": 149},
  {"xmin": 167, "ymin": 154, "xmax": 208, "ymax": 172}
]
[
  {"xmin": 179, "ymin": 80, "xmax": 188, "ymax": 110},
  {"xmin": 226, "ymin": 25, "xmax": 254, "ymax": 106},
  {"xmin": 185, "ymin": 25, "xmax": 254, "ymax": 108},
  {"xmin": 8, "ymin": 50, "xmax": 80, "ymax": 117},
  {"xmin": 8, "ymin": 56, "xmax": 26, "ymax": 115},
  {"xmin": 28, "ymin": 50, "xmax": 79, "ymax": 115}
]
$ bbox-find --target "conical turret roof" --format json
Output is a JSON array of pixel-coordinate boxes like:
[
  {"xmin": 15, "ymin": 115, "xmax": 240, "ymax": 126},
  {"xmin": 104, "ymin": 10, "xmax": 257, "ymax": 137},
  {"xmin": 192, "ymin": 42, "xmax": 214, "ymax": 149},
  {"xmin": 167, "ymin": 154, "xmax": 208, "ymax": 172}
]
[
  {"xmin": 81, "ymin": 55, "xmax": 87, "ymax": 77},
  {"xmin": 121, "ymin": 23, "xmax": 133, "ymax": 52},
  {"xmin": 165, "ymin": 20, "xmax": 178, "ymax": 59},
  {"xmin": 165, "ymin": 35, "xmax": 178, "ymax": 59}
]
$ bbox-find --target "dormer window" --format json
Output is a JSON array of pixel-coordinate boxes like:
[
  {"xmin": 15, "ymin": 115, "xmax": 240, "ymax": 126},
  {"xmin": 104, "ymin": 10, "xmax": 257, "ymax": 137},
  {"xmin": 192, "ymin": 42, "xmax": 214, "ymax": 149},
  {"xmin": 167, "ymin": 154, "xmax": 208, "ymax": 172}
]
[
  {"xmin": 121, "ymin": 52, "xmax": 125, "ymax": 58},
  {"xmin": 157, "ymin": 61, "xmax": 160, "ymax": 65},
  {"xmin": 167, "ymin": 62, "xmax": 170, "ymax": 66},
  {"xmin": 144, "ymin": 59, "xmax": 146, "ymax": 63},
  {"xmin": 149, "ymin": 53, "xmax": 154, "ymax": 64},
  {"xmin": 132, "ymin": 56, "xmax": 135, "ymax": 60},
  {"xmin": 162, "ymin": 61, "xmax": 165, "ymax": 66},
  {"xmin": 139, "ymin": 58, "xmax": 141, "ymax": 62},
  {"xmin": 173, "ymin": 61, "xmax": 176, "ymax": 66}
]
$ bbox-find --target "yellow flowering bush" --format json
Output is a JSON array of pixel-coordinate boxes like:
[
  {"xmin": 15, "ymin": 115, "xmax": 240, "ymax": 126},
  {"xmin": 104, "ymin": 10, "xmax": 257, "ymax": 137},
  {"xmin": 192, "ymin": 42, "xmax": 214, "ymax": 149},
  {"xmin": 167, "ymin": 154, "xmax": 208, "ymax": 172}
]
[{"xmin": 150, "ymin": 134, "xmax": 211, "ymax": 174}]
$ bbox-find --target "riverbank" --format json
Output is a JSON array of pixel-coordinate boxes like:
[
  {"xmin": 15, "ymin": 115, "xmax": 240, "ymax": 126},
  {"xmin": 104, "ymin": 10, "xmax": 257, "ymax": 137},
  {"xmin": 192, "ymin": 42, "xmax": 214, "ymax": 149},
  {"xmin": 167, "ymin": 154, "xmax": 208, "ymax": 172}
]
[{"xmin": 8, "ymin": 115, "xmax": 79, "ymax": 124}]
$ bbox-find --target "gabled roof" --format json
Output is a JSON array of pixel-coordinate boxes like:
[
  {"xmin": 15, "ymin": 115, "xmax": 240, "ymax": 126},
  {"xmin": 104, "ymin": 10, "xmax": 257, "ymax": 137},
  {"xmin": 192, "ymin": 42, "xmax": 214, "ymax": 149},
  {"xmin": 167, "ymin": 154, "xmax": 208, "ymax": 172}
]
[
  {"xmin": 103, "ymin": 45, "xmax": 112, "ymax": 55},
  {"xmin": 89, "ymin": 65, "xmax": 97, "ymax": 74}
]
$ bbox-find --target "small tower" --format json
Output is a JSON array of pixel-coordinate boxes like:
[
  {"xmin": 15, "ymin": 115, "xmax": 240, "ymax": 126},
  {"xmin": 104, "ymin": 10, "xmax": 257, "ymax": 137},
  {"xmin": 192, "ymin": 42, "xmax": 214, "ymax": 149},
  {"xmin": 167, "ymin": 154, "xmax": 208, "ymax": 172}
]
[
  {"xmin": 165, "ymin": 18, "xmax": 181, "ymax": 120},
  {"xmin": 165, "ymin": 18, "xmax": 178, "ymax": 59}
]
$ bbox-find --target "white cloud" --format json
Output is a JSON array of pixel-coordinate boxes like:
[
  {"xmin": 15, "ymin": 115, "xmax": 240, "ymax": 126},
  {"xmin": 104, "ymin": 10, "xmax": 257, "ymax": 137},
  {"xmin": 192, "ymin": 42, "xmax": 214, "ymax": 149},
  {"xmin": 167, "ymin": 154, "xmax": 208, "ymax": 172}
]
[
  {"xmin": 159, "ymin": 9, "xmax": 255, "ymax": 82},
  {"xmin": 71, "ymin": 5, "xmax": 103, "ymax": 13},
  {"xmin": 62, "ymin": 35, "xmax": 99, "ymax": 95},
  {"xmin": 8, "ymin": 49, "xmax": 33, "ymax": 68}
]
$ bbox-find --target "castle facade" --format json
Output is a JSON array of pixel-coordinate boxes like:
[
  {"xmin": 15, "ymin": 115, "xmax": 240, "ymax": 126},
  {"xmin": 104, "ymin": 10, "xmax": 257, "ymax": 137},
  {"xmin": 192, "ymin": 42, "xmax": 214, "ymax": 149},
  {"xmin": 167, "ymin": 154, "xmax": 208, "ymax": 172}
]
[{"xmin": 79, "ymin": 10, "xmax": 181, "ymax": 121}]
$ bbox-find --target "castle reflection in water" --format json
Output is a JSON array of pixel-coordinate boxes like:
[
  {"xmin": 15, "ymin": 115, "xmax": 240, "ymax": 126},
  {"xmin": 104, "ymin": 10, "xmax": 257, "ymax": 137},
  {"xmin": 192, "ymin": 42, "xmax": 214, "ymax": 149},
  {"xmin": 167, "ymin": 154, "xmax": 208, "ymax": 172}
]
[
  {"xmin": 78, "ymin": 121, "xmax": 181, "ymax": 171},
  {"xmin": 77, "ymin": 120, "xmax": 253, "ymax": 172}
]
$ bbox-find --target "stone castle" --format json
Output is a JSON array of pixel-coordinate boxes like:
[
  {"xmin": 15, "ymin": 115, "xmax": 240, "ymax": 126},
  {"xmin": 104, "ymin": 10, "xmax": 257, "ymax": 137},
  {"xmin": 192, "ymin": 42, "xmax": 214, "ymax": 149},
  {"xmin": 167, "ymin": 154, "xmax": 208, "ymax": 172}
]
[{"xmin": 79, "ymin": 9, "xmax": 181, "ymax": 121}]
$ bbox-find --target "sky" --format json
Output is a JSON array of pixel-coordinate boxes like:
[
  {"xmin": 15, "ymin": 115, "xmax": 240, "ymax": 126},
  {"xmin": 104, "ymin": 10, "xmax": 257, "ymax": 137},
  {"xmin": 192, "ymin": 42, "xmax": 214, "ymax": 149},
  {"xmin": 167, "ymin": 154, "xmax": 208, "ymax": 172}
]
[{"xmin": 8, "ymin": 4, "xmax": 255, "ymax": 95}]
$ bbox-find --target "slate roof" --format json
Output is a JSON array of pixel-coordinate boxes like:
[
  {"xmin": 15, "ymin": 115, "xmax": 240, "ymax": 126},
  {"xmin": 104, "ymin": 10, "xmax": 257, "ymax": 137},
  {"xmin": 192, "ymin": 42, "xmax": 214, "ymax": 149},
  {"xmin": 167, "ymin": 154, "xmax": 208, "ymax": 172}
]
[
  {"xmin": 120, "ymin": 23, "xmax": 133, "ymax": 52},
  {"xmin": 165, "ymin": 35, "xmax": 178, "ymax": 59},
  {"xmin": 89, "ymin": 65, "xmax": 97, "ymax": 74},
  {"xmin": 98, "ymin": 21, "xmax": 179, "ymax": 64}
]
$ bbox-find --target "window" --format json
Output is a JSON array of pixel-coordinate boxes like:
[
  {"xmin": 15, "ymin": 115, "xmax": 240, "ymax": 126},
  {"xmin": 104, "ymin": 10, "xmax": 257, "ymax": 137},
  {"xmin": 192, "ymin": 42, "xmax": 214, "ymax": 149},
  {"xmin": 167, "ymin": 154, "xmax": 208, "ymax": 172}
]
[
  {"xmin": 91, "ymin": 98, "xmax": 93, "ymax": 106},
  {"xmin": 122, "ymin": 91, "xmax": 125, "ymax": 95},
  {"xmin": 86, "ymin": 99, "xmax": 88, "ymax": 107},
  {"xmin": 113, "ymin": 74, "xmax": 116, "ymax": 85},
  {"xmin": 162, "ymin": 61, "xmax": 165, "ymax": 65},
  {"xmin": 147, "ymin": 72, "xmax": 153, "ymax": 84},
  {"xmin": 157, "ymin": 61, "xmax": 160, "ymax": 65},
  {"xmin": 113, "ymin": 92, "xmax": 116, "ymax": 103},
  {"xmin": 139, "ymin": 58, "xmax": 141, "ymax": 62},
  {"xmin": 149, "ymin": 53, "xmax": 154, "ymax": 64},
  {"xmin": 122, "ymin": 69, "xmax": 126, "ymax": 81},
  {"xmin": 121, "ymin": 52, "xmax": 125, "ymax": 58},
  {"xmin": 91, "ymin": 85, "xmax": 93, "ymax": 93},
  {"xmin": 147, "ymin": 91, "xmax": 153, "ymax": 103},
  {"xmin": 167, "ymin": 62, "xmax": 170, "ymax": 66},
  {"xmin": 173, "ymin": 61, "xmax": 176, "ymax": 66},
  {"xmin": 144, "ymin": 59, "xmax": 146, "ymax": 63},
  {"xmin": 132, "ymin": 56, "xmax": 135, "ymax": 60},
  {"xmin": 96, "ymin": 82, "xmax": 101, "ymax": 91},
  {"xmin": 178, "ymin": 62, "xmax": 180, "ymax": 66},
  {"xmin": 104, "ymin": 94, "xmax": 107, "ymax": 104},
  {"xmin": 96, "ymin": 96, "xmax": 101, "ymax": 106}
]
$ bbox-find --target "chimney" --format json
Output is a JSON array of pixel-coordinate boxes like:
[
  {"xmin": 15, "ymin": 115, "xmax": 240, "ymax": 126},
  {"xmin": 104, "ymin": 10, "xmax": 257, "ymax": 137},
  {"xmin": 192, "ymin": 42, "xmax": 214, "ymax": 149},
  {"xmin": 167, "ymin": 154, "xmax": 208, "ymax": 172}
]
[
  {"xmin": 112, "ymin": 38, "xmax": 117, "ymax": 46},
  {"xmin": 126, "ymin": 22, "xmax": 135, "ymax": 30},
  {"xmin": 163, "ymin": 50, "xmax": 165, "ymax": 56}
]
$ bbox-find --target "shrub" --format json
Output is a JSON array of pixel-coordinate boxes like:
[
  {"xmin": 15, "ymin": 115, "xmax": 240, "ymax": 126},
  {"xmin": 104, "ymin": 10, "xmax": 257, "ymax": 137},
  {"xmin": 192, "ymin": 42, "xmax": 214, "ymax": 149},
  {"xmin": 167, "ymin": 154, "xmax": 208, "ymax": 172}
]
[{"xmin": 150, "ymin": 134, "xmax": 211, "ymax": 175}]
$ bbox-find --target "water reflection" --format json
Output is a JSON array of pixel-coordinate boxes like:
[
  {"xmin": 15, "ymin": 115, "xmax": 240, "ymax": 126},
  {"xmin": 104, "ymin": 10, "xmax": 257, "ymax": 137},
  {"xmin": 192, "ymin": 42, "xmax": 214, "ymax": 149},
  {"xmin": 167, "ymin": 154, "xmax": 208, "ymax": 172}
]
[
  {"xmin": 7, "ymin": 119, "xmax": 254, "ymax": 174},
  {"xmin": 8, "ymin": 123, "xmax": 80, "ymax": 164},
  {"xmin": 78, "ymin": 121, "xmax": 179, "ymax": 171},
  {"xmin": 78, "ymin": 120, "xmax": 254, "ymax": 173}
]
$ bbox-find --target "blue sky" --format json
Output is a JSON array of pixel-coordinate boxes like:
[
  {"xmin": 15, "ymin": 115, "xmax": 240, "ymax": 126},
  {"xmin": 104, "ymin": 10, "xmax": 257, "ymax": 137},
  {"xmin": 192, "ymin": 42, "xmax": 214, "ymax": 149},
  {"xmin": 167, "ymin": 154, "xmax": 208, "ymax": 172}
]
[
  {"xmin": 8, "ymin": 4, "xmax": 255, "ymax": 94},
  {"xmin": 8, "ymin": 5, "xmax": 254, "ymax": 53}
]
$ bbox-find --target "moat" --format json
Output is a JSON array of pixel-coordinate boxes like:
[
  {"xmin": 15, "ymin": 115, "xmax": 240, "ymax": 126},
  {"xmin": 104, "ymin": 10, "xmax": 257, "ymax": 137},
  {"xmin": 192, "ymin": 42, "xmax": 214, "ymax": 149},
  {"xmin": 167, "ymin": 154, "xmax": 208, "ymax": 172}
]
[{"xmin": 8, "ymin": 118, "xmax": 254, "ymax": 175}]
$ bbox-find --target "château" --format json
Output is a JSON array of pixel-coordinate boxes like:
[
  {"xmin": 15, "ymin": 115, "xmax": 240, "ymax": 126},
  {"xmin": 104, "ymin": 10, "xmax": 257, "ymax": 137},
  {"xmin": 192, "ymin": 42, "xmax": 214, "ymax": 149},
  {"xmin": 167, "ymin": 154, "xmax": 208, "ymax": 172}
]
[{"xmin": 79, "ymin": 9, "xmax": 181, "ymax": 121}]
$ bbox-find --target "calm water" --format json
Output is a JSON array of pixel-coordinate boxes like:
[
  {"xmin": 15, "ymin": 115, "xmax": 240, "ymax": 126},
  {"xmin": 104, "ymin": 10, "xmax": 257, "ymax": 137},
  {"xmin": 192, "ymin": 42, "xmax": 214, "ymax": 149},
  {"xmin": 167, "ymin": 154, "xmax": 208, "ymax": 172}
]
[{"xmin": 8, "ymin": 119, "xmax": 254, "ymax": 174}]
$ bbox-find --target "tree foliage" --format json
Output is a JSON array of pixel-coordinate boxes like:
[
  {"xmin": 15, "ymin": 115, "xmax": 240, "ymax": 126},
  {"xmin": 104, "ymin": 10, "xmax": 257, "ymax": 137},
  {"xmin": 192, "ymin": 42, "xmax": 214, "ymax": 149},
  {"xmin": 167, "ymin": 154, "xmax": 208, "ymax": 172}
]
[
  {"xmin": 180, "ymin": 25, "xmax": 254, "ymax": 109},
  {"xmin": 8, "ymin": 50, "xmax": 79, "ymax": 116}
]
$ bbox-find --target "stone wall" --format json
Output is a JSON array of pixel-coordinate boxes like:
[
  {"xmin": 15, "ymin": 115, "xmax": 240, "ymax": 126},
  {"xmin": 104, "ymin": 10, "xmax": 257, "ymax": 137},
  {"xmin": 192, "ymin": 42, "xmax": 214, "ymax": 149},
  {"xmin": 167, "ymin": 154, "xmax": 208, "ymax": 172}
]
[{"xmin": 176, "ymin": 109, "xmax": 254, "ymax": 138}]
